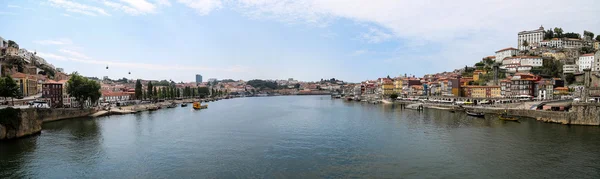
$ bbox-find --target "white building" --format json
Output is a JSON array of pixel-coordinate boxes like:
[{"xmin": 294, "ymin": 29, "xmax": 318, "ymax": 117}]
[
  {"xmin": 519, "ymin": 56, "xmax": 543, "ymax": 66},
  {"xmin": 494, "ymin": 47, "xmax": 518, "ymax": 62},
  {"xmin": 594, "ymin": 51, "xmax": 600, "ymax": 72},
  {"xmin": 518, "ymin": 26, "xmax": 545, "ymax": 50},
  {"xmin": 18, "ymin": 49, "xmax": 34, "ymax": 63},
  {"xmin": 563, "ymin": 64, "xmax": 578, "ymax": 74},
  {"xmin": 578, "ymin": 53, "xmax": 594, "ymax": 71},
  {"xmin": 500, "ymin": 56, "xmax": 543, "ymax": 73}
]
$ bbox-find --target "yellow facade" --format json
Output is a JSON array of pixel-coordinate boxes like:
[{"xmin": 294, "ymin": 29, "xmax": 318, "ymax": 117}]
[
  {"xmin": 473, "ymin": 70, "xmax": 487, "ymax": 81},
  {"xmin": 594, "ymin": 42, "xmax": 599, "ymax": 51},
  {"xmin": 393, "ymin": 79, "xmax": 403, "ymax": 93},
  {"xmin": 383, "ymin": 83, "xmax": 395, "ymax": 95}
]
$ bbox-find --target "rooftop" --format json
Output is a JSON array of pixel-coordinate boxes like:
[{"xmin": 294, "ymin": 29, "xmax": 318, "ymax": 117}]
[{"xmin": 495, "ymin": 47, "xmax": 518, "ymax": 53}]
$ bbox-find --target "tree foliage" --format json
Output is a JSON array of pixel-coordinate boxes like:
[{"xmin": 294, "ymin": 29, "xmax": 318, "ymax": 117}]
[
  {"xmin": 562, "ymin": 32, "xmax": 580, "ymax": 39},
  {"xmin": 554, "ymin": 27, "xmax": 563, "ymax": 37},
  {"xmin": 583, "ymin": 31, "xmax": 594, "ymax": 39},
  {"xmin": 135, "ymin": 79, "xmax": 143, "ymax": 100},
  {"xmin": 530, "ymin": 59, "xmax": 563, "ymax": 78},
  {"xmin": 247, "ymin": 79, "xmax": 278, "ymax": 90},
  {"xmin": 580, "ymin": 46, "xmax": 595, "ymax": 54},
  {"xmin": 146, "ymin": 82, "xmax": 153, "ymax": 100},
  {"xmin": 67, "ymin": 72, "xmax": 101, "ymax": 108},
  {"xmin": 596, "ymin": 35, "xmax": 600, "ymax": 41},
  {"xmin": 390, "ymin": 93, "xmax": 398, "ymax": 100},
  {"xmin": 544, "ymin": 29, "xmax": 554, "ymax": 40},
  {"xmin": 0, "ymin": 75, "xmax": 23, "ymax": 105},
  {"xmin": 565, "ymin": 74, "xmax": 575, "ymax": 85},
  {"xmin": 522, "ymin": 40, "xmax": 529, "ymax": 47}
]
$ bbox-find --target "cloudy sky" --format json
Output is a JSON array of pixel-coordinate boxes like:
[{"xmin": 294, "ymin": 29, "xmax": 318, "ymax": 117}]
[{"xmin": 1, "ymin": 0, "xmax": 598, "ymax": 82}]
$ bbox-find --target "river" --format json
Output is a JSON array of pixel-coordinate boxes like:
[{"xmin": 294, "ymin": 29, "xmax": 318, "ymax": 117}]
[{"xmin": 2, "ymin": 96, "xmax": 600, "ymax": 178}]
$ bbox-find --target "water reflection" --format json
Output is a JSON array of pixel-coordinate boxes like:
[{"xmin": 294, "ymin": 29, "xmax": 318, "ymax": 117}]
[{"xmin": 1, "ymin": 96, "xmax": 600, "ymax": 178}]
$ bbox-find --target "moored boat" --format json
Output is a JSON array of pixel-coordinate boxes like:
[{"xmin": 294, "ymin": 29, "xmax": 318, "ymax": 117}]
[
  {"xmin": 193, "ymin": 102, "xmax": 208, "ymax": 110},
  {"xmin": 499, "ymin": 115, "xmax": 519, "ymax": 121},
  {"xmin": 466, "ymin": 111, "xmax": 485, "ymax": 118},
  {"xmin": 166, "ymin": 103, "xmax": 177, "ymax": 108},
  {"xmin": 181, "ymin": 103, "xmax": 188, "ymax": 107}
]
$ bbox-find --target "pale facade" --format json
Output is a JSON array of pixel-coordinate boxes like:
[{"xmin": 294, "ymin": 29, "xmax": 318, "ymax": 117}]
[
  {"xmin": 18, "ymin": 49, "xmax": 33, "ymax": 63},
  {"xmin": 494, "ymin": 47, "xmax": 518, "ymax": 62},
  {"xmin": 594, "ymin": 51, "xmax": 600, "ymax": 72},
  {"xmin": 563, "ymin": 64, "xmax": 578, "ymax": 74},
  {"xmin": 578, "ymin": 54, "xmax": 594, "ymax": 70},
  {"xmin": 518, "ymin": 26, "xmax": 545, "ymax": 50}
]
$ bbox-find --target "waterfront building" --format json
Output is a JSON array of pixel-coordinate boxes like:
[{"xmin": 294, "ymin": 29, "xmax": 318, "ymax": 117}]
[
  {"xmin": 509, "ymin": 73, "xmax": 539, "ymax": 97},
  {"xmin": 500, "ymin": 79, "xmax": 511, "ymax": 97},
  {"xmin": 196, "ymin": 74, "xmax": 203, "ymax": 84},
  {"xmin": 578, "ymin": 53, "xmax": 594, "ymax": 71},
  {"xmin": 562, "ymin": 38, "xmax": 584, "ymax": 49},
  {"xmin": 42, "ymin": 80, "xmax": 64, "ymax": 108},
  {"xmin": 393, "ymin": 77, "xmax": 403, "ymax": 94},
  {"xmin": 518, "ymin": 26, "xmax": 545, "ymax": 50},
  {"xmin": 448, "ymin": 78, "xmax": 461, "ymax": 97},
  {"xmin": 380, "ymin": 78, "xmax": 394, "ymax": 96},
  {"xmin": 494, "ymin": 47, "xmax": 518, "ymax": 62},
  {"xmin": 594, "ymin": 41, "xmax": 599, "ymax": 51},
  {"xmin": 101, "ymin": 91, "xmax": 131, "ymax": 103},
  {"xmin": 461, "ymin": 86, "xmax": 502, "ymax": 98},
  {"xmin": 563, "ymin": 64, "xmax": 579, "ymax": 74},
  {"xmin": 12, "ymin": 72, "xmax": 38, "ymax": 97}
]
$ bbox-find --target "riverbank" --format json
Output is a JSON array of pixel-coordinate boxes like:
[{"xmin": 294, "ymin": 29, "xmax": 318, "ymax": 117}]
[{"xmin": 339, "ymin": 98, "xmax": 600, "ymax": 126}]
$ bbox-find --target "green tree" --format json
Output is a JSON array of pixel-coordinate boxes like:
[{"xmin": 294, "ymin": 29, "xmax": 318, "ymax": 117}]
[
  {"xmin": 390, "ymin": 93, "xmax": 398, "ymax": 100},
  {"xmin": 565, "ymin": 74, "xmax": 575, "ymax": 85},
  {"xmin": 544, "ymin": 29, "xmax": 554, "ymax": 40},
  {"xmin": 563, "ymin": 32, "xmax": 580, "ymax": 39},
  {"xmin": 147, "ymin": 82, "xmax": 153, "ymax": 100},
  {"xmin": 153, "ymin": 87, "xmax": 157, "ymax": 99},
  {"xmin": 7, "ymin": 40, "xmax": 19, "ymax": 48},
  {"xmin": 135, "ymin": 79, "xmax": 143, "ymax": 100},
  {"xmin": 554, "ymin": 27, "xmax": 563, "ymax": 38},
  {"xmin": 583, "ymin": 31, "xmax": 594, "ymax": 39},
  {"xmin": 176, "ymin": 87, "xmax": 181, "ymax": 98},
  {"xmin": 0, "ymin": 75, "xmax": 23, "ymax": 105},
  {"xmin": 66, "ymin": 72, "xmax": 101, "ymax": 108},
  {"xmin": 522, "ymin": 40, "xmax": 529, "ymax": 48},
  {"xmin": 294, "ymin": 83, "xmax": 300, "ymax": 89},
  {"xmin": 596, "ymin": 35, "xmax": 600, "ymax": 41},
  {"xmin": 580, "ymin": 46, "xmax": 595, "ymax": 54}
]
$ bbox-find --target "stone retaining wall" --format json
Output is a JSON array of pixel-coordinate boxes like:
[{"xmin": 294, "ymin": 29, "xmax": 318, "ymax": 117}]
[{"xmin": 0, "ymin": 108, "xmax": 96, "ymax": 140}]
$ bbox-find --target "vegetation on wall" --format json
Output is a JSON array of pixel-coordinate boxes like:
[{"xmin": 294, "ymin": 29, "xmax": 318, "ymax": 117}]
[{"xmin": 0, "ymin": 107, "xmax": 21, "ymax": 130}]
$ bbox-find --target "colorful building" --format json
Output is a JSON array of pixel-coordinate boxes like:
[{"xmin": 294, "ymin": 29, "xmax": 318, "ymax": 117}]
[
  {"xmin": 462, "ymin": 86, "xmax": 502, "ymax": 98},
  {"xmin": 42, "ymin": 80, "xmax": 64, "ymax": 108},
  {"xmin": 12, "ymin": 72, "xmax": 38, "ymax": 97}
]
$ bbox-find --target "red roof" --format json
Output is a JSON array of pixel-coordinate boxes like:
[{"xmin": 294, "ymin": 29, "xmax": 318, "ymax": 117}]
[
  {"xmin": 11, "ymin": 72, "xmax": 27, "ymax": 78},
  {"xmin": 581, "ymin": 53, "xmax": 594, "ymax": 57},
  {"xmin": 495, "ymin": 47, "xmax": 517, "ymax": 53},
  {"xmin": 102, "ymin": 91, "xmax": 129, "ymax": 97}
]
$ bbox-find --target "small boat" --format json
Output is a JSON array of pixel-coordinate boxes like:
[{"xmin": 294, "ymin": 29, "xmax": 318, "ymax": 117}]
[
  {"xmin": 181, "ymin": 103, "xmax": 188, "ymax": 107},
  {"xmin": 192, "ymin": 102, "xmax": 208, "ymax": 110},
  {"xmin": 499, "ymin": 115, "xmax": 519, "ymax": 122},
  {"xmin": 166, "ymin": 103, "xmax": 177, "ymax": 108},
  {"xmin": 466, "ymin": 111, "xmax": 485, "ymax": 118}
]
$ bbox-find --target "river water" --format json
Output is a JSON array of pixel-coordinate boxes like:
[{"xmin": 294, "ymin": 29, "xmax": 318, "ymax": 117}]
[{"xmin": 1, "ymin": 96, "xmax": 600, "ymax": 178}]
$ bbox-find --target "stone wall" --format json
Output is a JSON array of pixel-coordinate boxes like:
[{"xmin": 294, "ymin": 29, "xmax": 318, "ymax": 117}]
[
  {"xmin": 570, "ymin": 103, "xmax": 600, "ymax": 125},
  {"xmin": 466, "ymin": 104, "xmax": 600, "ymax": 125},
  {"xmin": 0, "ymin": 108, "xmax": 96, "ymax": 140}
]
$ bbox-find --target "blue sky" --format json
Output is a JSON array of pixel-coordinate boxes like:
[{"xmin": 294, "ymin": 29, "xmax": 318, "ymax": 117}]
[{"xmin": 1, "ymin": 0, "xmax": 599, "ymax": 82}]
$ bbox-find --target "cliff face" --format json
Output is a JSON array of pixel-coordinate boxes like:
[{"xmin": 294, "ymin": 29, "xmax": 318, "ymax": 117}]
[{"xmin": 0, "ymin": 108, "xmax": 95, "ymax": 140}]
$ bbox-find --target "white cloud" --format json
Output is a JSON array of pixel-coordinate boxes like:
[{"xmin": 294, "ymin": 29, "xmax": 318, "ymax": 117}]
[
  {"xmin": 233, "ymin": 0, "xmax": 600, "ymax": 73},
  {"xmin": 0, "ymin": 11, "xmax": 16, "ymax": 15},
  {"xmin": 38, "ymin": 50, "xmax": 247, "ymax": 73},
  {"xmin": 34, "ymin": 38, "xmax": 73, "ymax": 45},
  {"xmin": 59, "ymin": 49, "xmax": 91, "ymax": 59},
  {"xmin": 7, "ymin": 5, "xmax": 21, "ymax": 8},
  {"xmin": 361, "ymin": 27, "xmax": 392, "ymax": 43},
  {"xmin": 177, "ymin": 0, "xmax": 222, "ymax": 15},
  {"xmin": 62, "ymin": 13, "xmax": 71, "ymax": 17},
  {"xmin": 351, "ymin": 49, "xmax": 368, "ymax": 56},
  {"xmin": 103, "ymin": 1, "xmax": 147, "ymax": 15},
  {"xmin": 48, "ymin": 0, "xmax": 111, "ymax": 16},
  {"xmin": 154, "ymin": 0, "xmax": 171, "ymax": 6}
]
